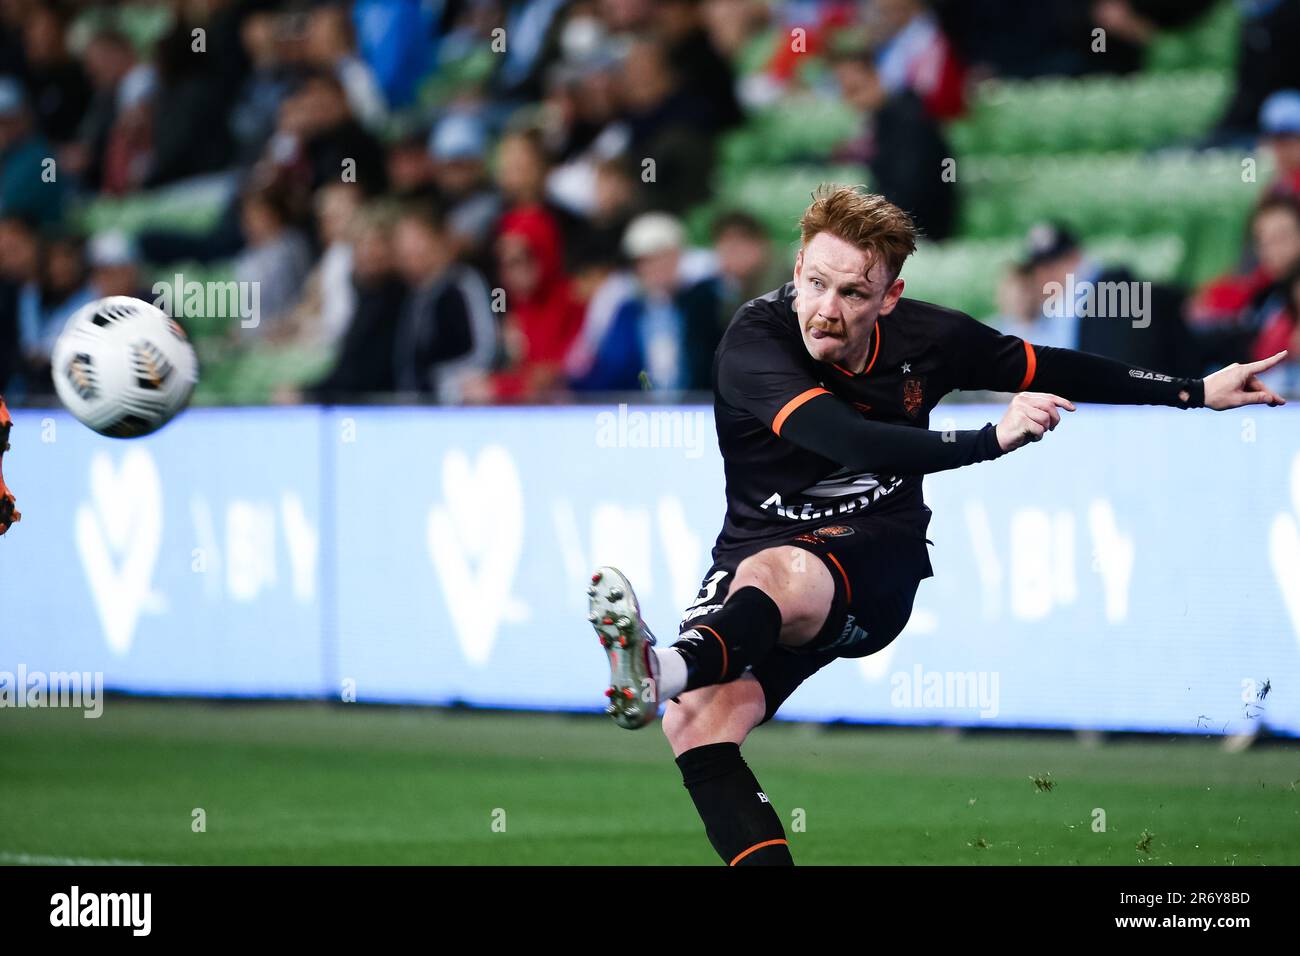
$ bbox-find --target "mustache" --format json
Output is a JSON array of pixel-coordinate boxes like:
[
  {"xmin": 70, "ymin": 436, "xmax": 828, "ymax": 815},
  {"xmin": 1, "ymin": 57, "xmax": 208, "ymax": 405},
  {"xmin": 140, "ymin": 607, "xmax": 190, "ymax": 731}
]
[{"xmin": 807, "ymin": 318, "xmax": 842, "ymax": 334}]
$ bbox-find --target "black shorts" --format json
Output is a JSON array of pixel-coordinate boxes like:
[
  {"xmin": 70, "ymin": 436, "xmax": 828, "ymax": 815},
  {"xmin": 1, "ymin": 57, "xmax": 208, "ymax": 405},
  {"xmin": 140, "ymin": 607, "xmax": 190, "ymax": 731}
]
[{"xmin": 679, "ymin": 520, "xmax": 932, "ymax": 723}]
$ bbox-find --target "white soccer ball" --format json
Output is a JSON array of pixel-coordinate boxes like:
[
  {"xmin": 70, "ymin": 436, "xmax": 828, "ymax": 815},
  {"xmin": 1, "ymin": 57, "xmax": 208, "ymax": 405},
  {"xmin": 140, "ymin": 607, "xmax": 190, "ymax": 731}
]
[{"xmin": 51, "ymin": 296, "xmax": 199, "ymax": 438}]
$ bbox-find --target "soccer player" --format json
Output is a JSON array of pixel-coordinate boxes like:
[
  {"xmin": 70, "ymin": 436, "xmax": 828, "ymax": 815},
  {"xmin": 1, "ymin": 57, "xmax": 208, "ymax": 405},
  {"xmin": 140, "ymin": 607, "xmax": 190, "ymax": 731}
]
[{"xmin": 587, "ymin": 186, "xmax": 1289, "ymax": 866}]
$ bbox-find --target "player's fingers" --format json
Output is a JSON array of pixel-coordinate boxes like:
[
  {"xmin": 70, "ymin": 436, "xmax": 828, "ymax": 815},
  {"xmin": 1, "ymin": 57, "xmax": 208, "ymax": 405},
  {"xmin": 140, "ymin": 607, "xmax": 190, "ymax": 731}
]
[
  {"xmin": 1017, "ymin": 394, "xmax": 1054, "ymax": 426},
  {"xmin": 1022, "ymin": 397, "xmax": 1062, "ymax": 429},
  {"xmin": 1243, "ymin": 350, "xmax": 1288, "ymax": 376},
  {"xmin": 1021, "ymin": 406, "xmax": 1052, "ymax": 430},
  {"xmin": 1242, "ymin": 376, "xmax": 1286, "ymax": 406},
  {"xmin": 1034, "ymin": 393, "xmax": 1077, "ymax": 413}
]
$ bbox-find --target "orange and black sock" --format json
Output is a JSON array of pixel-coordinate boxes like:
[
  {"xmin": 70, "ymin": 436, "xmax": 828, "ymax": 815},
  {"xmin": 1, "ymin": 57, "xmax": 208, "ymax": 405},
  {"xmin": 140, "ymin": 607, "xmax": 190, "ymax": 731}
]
[
  {"xmin": 673, "ymin": 586, "xmax": 782, "ymax": 690},
  {"xmin": 675, "ymin": 742, "xmax": 793, "ymax": 866}
]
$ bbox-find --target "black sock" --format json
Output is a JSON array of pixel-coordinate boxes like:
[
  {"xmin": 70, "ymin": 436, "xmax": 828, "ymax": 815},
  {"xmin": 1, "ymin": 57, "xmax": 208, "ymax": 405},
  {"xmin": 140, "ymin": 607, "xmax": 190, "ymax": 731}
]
[
  {"xmin": 673, "ymin": 586, "xmax": 782, "ymax": 690},
  {"xmin": 675, "ymin": 742, "xmax": 793, "ymax": 866}
]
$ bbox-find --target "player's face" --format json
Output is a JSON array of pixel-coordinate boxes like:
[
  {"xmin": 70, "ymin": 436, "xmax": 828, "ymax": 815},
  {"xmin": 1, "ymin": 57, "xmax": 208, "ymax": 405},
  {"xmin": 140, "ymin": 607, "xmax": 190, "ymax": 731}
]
[{"xmin": 793, "ymin": 231, "xmax": 904, "ymax": 370}]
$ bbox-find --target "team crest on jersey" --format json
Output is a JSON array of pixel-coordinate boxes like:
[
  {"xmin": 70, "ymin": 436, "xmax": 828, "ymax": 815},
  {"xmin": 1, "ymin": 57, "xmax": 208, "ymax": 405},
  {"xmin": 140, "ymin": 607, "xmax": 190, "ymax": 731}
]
[
  {"xmin": 902, "ymin": 377, "xmax": 924, "ymax": 417},
  {"xmin": 813, "ymin": 525, "xmax": 855, "ymax": 538}
]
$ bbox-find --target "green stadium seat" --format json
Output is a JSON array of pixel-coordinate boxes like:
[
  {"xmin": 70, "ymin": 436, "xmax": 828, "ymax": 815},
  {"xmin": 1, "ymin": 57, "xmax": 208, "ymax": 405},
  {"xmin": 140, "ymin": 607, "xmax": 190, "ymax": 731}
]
[{"xmin": 947, "ymin": 71, "xmax": 1231, "ymax": 157}]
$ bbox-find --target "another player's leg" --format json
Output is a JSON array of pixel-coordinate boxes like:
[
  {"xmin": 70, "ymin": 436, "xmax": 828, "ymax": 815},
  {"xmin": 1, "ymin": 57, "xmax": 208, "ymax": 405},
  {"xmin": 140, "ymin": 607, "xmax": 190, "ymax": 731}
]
[{"xmin": 662, "ymin": 675, "xmax": 795, "ymax": 865}]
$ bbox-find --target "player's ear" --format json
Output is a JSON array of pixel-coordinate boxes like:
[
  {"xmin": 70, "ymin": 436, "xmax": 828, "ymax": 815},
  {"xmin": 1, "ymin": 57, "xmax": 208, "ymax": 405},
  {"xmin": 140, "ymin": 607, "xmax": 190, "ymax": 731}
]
[
  {"xmin": 793, "ymin": 248, "xmax": 803, "ymax": 284},
  {"xmin": 879, "ymin": 276, "xmax": 905, "ymax": 315}
]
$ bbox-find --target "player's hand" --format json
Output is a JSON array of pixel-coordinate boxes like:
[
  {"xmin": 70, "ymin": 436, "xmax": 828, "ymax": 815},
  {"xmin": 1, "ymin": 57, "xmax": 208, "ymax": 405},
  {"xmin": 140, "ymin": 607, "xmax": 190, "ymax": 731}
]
[
  {"xmin": 996, "ymin": 392, "xmax": 1076, "ymax": 453},
  {"xmin": 1202, "ymin": 351, "xmax": 1288, "ymax": 410}
]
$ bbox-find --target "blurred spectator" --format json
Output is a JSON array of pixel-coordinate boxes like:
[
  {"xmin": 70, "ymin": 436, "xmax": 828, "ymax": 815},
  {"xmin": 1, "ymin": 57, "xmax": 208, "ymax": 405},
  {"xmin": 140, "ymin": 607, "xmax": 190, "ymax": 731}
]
[
  {"xmin": 1088, "ymin": 0, "xmax": 1219, "ymax": 73},
  {"xmin": 657, "ymin": 0, "xmax": 744, "ymax": 133},
  {"xmin": 1208, "ymin": 0, "xmax": 1300, "ymax": 145},
  {"xmin": 305, "ymin": 3, "xmax": 388, "ymax": 132},
  {"xmin": 145, "ymin": 18, "xmax": 237, "ymax": 188},
  {"xmin": 234, "ymin": 187, "xmax": 312, "ymax": 337},
  {"xmin": 748, "ymin": 0, "xmax": 856, "ymax": 104},
  {"xmin": 1260, "ymin": 89, "xmax": 1300, "ymax": 200},
  {"xmin": 0, "ymin": 76, "xmax": 64, "ymax": 225},
  {"xmin": 231, "ymin": 10, "xmax": 298, "ymax": 167},
  {"xmin": 569, "ymin": 211, "xmax": 723, "ymax": 391},
  {"xmin": 68, "ymin": 28, "xmax": 151, "ymax": 193},
  {"xmin": 302, "ymin": 205, "xmax": 408, "ymax": 399},
  {"xmin": 0, "ymin": 216, "xmax": 41, "ymax": 396},
  {"xmin": 86, "ymin": 231, "xmax": 149, "ymax": 300},
  {"xmin": 391, "ymin": 204, "xmax": 498, "ymax": 401},
  {"xmin": 276, "ymin": 183, "xmax": 364, "ymax": 348},
  {"xmin": 1020, "ymin": 222, "xmax": 1192, "ymax": 372},
  {"xmin": 15, "ymin": 231, "xmax": 94, "ymax": 397},
  {"xmin": 831, "ymin": 47, "xmax": 955, "ymax": 241},
  {"xmin": 1249, "ymin": 261, "xmax": 1300, "ymax": 393},
  {"xmin": 1189, "ymin": 196, "xmax": 1300, "ymax": 364},
  {"xmin": 494, "ymin": 126, "xmax": 579, "ymax": 269},
  {"xmin": 930, "ymin": 0, "xmax": 1080, "ymax": 79},
  {"xmin": 616, "ymin": 39, "xmax": 717, "ymax": 213},
  {"xmin": 428, "ymin": 112, "xmax": 501, "ymax": 262},
  {"xmin": 98, "ymin": 62, "xmax": 155, "ymax": 195},
  {"xmin": 566, "ymin": 155, "xmax": 640, "ymax": 270},
  {"xmin": 541, "ymin": 16, "xmax": 624, "ymax": 164},
  {"xmin": 711, "ymin": 210, "xmax": 785, "ymax": 314},
  {"xmin": 988, "ymin": 262, "xmax": 1040, "ymax": 337},
  {"xmin": 701, "ymin": 0, "xmax": 784, "ymax": 109},
  {"xmin": 935, "ymin": 0, "xmax": 1219, "ymax": 79},
  {"xmin": 352, "ymin": 0, "xmax": 437, "ymax": 109},
  {"xmin": 18, "ymin": 3, "xmax": 91, "ymax": 146},
  {"xmin": 862, "ymin": 0, "xmax": 966, "ymax": 120},
  {"xmin": 490, "ymin": 0, "xmax": 573, "ymax": 103},
  {"xmin": 485, "ymin": 206, "xmax": 585, "ymax": 399},
  {"xmin": 266, "ymin": 70, "xmax": 388, "ymax": 201}
]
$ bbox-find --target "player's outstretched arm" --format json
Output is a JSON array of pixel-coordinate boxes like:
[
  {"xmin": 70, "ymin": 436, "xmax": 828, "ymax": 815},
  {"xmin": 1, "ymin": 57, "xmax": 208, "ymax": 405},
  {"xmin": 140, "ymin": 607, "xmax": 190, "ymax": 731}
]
[
  {"xmin": 1015, "ymin": 344, "xmax": 1206, "ymax": 408},
  {"xmin": 779, "ymin": 389, "xmax": 1068, "ymax": 475},
  {"xmin": 957, "ymin": 316, "xmax": 1221, "ymax": 409},
  {"xmin": 1201, "ymin": 351, "xmax": 1289, "ymax": 410}
]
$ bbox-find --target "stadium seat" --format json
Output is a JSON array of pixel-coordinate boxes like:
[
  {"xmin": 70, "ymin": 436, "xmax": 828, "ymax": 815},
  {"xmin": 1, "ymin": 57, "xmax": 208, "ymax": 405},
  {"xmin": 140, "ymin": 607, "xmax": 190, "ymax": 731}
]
[{"xmin": 946, "ymin": 72, "xmax": 1231, "ymax": 157}]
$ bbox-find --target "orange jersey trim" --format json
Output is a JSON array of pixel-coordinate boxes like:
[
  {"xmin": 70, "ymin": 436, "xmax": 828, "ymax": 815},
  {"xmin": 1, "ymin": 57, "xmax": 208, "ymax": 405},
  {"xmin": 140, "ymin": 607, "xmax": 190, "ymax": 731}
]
[
  {"xmin": 829, "ymin": 323, "xmax": 882, "ymax": 378},
  {"xmin": 825, "ymin": 552, "xmax": 852, "ymax": 604},
  {"xmin": 1017, "ymin": 341, "xmax": 1037, "ymax": 391},
  {"xmin": 772, "ymin": 387, "xmax": 829, "ymax": 436},
  {"xmin": 694, "ymin": 625, "xmax": 728, "ymax": 681}
]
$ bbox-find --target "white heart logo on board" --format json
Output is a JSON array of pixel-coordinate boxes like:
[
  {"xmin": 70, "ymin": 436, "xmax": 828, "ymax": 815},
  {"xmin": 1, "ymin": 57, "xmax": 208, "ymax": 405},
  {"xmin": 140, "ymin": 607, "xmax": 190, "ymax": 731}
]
[
  {"xmin": 427, "ymin": 445, "xmax": 528, "ymax": 666},
  {"xmin": 75, "ymin": 449, "xmax": 164, "ymax": 656}
]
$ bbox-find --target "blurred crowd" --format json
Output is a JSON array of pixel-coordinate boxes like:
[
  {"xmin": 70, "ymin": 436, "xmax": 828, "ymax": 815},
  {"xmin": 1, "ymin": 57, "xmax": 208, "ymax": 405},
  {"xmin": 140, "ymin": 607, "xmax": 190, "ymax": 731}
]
[
  {"xmin": 1, "ymin": 0, "xmax": 1299, "ymax": 404},
  {"xmin": 993, "ymin": 93, "xmax": 1300, "ymax": 393}
]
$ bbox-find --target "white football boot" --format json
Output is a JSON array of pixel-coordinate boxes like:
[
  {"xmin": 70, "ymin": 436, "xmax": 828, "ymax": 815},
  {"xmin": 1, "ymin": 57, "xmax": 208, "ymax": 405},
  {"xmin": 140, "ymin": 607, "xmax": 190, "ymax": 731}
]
[{"xmin": 588, "ymin": 566, "xmax": 660, "ymax": 729}]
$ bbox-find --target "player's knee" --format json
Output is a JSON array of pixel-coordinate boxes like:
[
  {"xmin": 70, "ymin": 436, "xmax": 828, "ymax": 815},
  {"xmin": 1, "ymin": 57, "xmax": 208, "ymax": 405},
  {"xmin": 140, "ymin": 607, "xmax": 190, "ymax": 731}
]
[
  {"xmin": 733, "ymin": 547, "xmax": 832, "ymax": 639},
  {"xmin": 732, "ymin": 549, "xmax": 794, "ymax": 602},
  {"xmin": 661, "ymin": 700, "xmax": 695, "ymax": 752},
  {"xmin": 661, "ymin": 682, "xmax": 764, "ymax": 755}
]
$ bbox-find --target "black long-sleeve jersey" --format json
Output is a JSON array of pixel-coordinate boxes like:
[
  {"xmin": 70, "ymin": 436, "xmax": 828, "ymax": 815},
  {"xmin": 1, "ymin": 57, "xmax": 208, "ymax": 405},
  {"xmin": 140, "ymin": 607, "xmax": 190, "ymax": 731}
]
[{"xmin": 710, "ymin": 282, "xmax": 1205, "ymax": 563}]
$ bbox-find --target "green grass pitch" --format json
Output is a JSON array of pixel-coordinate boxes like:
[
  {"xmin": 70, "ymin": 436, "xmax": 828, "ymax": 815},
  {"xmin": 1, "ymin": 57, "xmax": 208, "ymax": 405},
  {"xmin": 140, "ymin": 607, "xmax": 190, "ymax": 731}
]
[{"xmin": 1, "ymin": 698, "xmax": 1296, "ymax": 865}]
